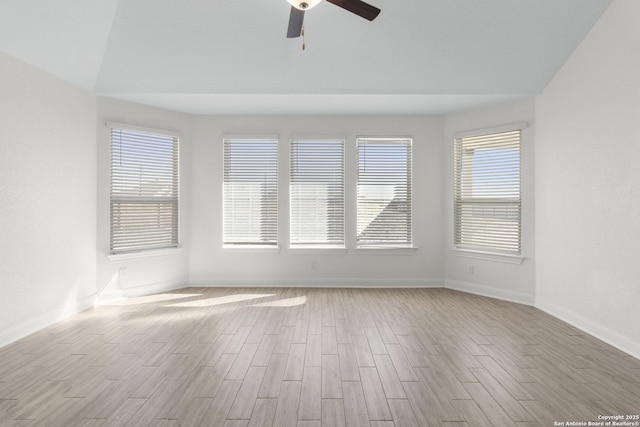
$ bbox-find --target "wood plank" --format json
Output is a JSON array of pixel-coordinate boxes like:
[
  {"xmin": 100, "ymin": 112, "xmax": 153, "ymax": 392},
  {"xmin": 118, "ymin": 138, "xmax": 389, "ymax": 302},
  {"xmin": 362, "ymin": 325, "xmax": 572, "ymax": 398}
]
[
  {"xmin": 469, "ymin": 367, "xmax": 534, "ymax": 422},
  {"xmin": 353, "ymin": 335, "xmax": 375, "ymax": 367},
  {"xmin": 105, "ymin": 397, "xmax": 148, "ymax": 425},
  {"xmin": 226, "ymin": 343, "xmax": 259, "ymax": 380},
  {"xmin": 335, "ymin": 319, "xmax": 352, "ymax": 344},
  {"xmin": 373, "ymin": 354, "xmax": 406, "ymax": 399},
  {"xmin": 247, "ymin": 398, "xmax": 278, "ymax": 427},
  {"xmin": 73, "ymin": 420, "xmax": 105, "ymax": 427},
  {"xmin": 122, "ymin": 379, "xmax": 182, "ymax": 426},
  {"xmin": 292, "ymin": 319, "xmax": 309, "ymax": 344},
  {"xmin": 284, "ymin": 343, "xmax": 306, "ymax": 381},
  {"xmin": 476, "ymin": 355, "xmax": 535, "ymax": 399},
  {"xmin": 388, "ymin": 399, "xmax": 420, "ymax": 427},
  {"xmin": 347, "ymin": 317, "xmax": 365, "ymax": 336},
  {"xmin": 258, "ymin": 353, "xmax": 288, "ymax": 398},
  {"xmin": 341, "ymin": 381, "xmax": 370, "ymax": 427},
  {"xmin": 402, "ymin": 380, "xmax": 447, "ymax": 427},
  {"xmin": 252, "ymin": 334, "xmax": 277, "ymax": 367},
  {"xmin": 322, "ymin": 327, "xmax": 338, "ymax": 355},
  {"xmin": 337, "ymin": 344, "xmax": 360, "ymax": 381},
  {"xmin": 321, "ymin": 355, "xmax": 342, "ymax": 398},
  {"xmin": 191, "ymin": 353, "xmax": 237, "ymax": 398},
  {"xmin": 305, "ymin": 335, "xmax": 322, "ymax": 367},
  {"xmin": 321, "ymin": 398, "xmax": 345, "ymax": 427},
  {"xmin": 452, "ymin": 399, "xmax": 493, "ymax": 427},
  {"xmin": 375, "ymin": 320, "xmax": 398, "ymax": 344},
  {"xmin": 365, "ymin": 327, "xmax": 388, "ymax": 355},
  {"xmin": 192, "ymin": 380, "xmax": 242, "ymax": 427},
  {"xmin": 385, "ymin": 344, "xmax": 418, "ymax": 382},
  {"xmin": 416, "ymin": 367, "xmax": 470, "ymax": 401},
  {"xmin": 228, "ymin": 366, "xmax": 267, "ymax": 419},
  {"xmin": 299, "ymin": 367, "xmax": 322, "ymax": 420},
  {"xmin": 463, "ymin": 382, "xmax": 514, "ymax": 426},
  {"xmin": 246, "ymin": 322, "xmax": 268, "ymax": 344},
  {"xmin": 265, "ymin": 310, "xmax": 285, "ymax": 335},
  {"xmin": 272, "ymin": 381, "xmax": 302, "ymax": 427},
  {"xmin": 308, "ymin": 312, "xmax": 322, "ymax": 335},
  {"xmin": 225, "ymin": 326, "xmax": 253, "ymax": 354},
  {"xmin": 274, "ymin": 327, "xmax": 294, "ymax": 354},
  {"xmin": 359, "ymin": 367, "xmax": 392, "ymax": 421}
]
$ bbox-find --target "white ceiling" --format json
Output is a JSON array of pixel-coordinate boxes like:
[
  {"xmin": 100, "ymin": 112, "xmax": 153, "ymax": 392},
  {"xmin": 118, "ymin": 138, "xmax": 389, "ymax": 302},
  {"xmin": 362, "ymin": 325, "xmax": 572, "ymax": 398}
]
[{"xmin": 0, "ymin": 0, "xmax": 612, "ymax": 114}]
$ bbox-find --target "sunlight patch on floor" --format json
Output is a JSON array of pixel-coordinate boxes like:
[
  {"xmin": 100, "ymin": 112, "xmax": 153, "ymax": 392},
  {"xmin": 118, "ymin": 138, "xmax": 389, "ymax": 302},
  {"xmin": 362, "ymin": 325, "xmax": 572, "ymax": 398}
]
[
  {"xmin": 103, "ymin": 293, "xmax": 203, "ymax": 306},
  {"xmin": 251, "ymin": 296, "xmax": 307, "ymax": 307},
  {"xmin": 164, "ymin": 293, "xmax": 275, "ymax": 308}
]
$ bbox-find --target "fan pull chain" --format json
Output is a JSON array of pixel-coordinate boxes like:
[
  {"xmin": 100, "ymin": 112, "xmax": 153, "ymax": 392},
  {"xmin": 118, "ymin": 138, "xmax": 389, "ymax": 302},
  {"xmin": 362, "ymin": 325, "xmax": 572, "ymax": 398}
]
[{"xmin": 302, "ymin": 25, "xmax": 305, "ymax": 50}]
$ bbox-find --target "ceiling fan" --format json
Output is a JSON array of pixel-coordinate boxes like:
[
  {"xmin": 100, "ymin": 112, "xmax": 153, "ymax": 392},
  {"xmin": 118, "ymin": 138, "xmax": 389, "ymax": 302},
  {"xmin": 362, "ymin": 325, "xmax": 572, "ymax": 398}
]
[{"xmin": 286, "ymin": 0, "xmax": 381, "ymax": 38}]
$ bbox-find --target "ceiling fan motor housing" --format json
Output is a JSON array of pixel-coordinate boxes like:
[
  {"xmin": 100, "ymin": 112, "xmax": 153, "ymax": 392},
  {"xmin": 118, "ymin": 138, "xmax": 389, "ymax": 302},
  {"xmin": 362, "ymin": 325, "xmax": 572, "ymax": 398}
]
[{"xmin": 287, "ymin": 0, "xmax": 322, "ymax": 10}]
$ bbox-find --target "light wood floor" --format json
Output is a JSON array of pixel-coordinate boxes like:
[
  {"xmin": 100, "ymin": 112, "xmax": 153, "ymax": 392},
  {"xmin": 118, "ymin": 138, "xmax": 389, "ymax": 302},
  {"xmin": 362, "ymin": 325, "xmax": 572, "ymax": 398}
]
[{"xmin": 0, "ymin": 288, "xmax": 639, "ymax": 426}]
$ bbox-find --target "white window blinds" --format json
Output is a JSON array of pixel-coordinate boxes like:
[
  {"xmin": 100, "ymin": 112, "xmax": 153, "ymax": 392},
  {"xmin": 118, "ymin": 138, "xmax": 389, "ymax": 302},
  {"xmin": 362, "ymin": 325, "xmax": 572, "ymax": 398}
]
[
  {"xmin": 357, "ymin": 138, "xmax": 412, "ymax": 247},
  {"xmin": 290, "ymin": 139, "xmax": 345, "ymax": 247},
  {"xmin": 110, "ymin": 126, "xmax": 179, "ymax": 254},
  {"xmin": 454, "ymin": 129, "xmax": 521, "ymax": 254},
  {"xmin": 223, "ymin": 138, "xmax": 278, "ymax": 246}
]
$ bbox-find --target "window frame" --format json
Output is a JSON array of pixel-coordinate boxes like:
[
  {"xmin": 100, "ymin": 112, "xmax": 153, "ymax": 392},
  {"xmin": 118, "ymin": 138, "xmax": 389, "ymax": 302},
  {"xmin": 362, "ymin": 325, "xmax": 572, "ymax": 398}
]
[
  {"xmin": 356, "ymin": 136, "xmax": 413, "ymax": 249},
  {"xmin": 108, "ymin": 122, "xmax": 180, "ymax": 256},
  {"xmin": 289, "ymin": 137, "xmax": 346, "ymax": 249},
  {"xmin": 222, "ymin": 136, "xmax": 279, "ymax": 250},
  {"xmin": 453, "ymin": 123, "xmax": 525, "ymax": 258}
]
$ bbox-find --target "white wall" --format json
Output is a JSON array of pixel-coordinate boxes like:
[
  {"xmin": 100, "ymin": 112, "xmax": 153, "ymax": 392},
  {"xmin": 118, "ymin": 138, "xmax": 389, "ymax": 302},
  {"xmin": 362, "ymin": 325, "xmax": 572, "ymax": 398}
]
[
  {"xmin": 96, "ymin": 97, "xmax": 191, "ymax": 298},
  {"xmin": 443, "ymin": 99, "xmax": 536, "ymax": 304},
  {"xmin": 188, "ymin": 115, "xmax": 444, "ymax": 287},
  {"xmin": 0, "ymin": 52, "xmax": 97, "ymax": 346},
  {"xmin": 535, "ymin": 0, "xmax": 640, "ymax": 357}
]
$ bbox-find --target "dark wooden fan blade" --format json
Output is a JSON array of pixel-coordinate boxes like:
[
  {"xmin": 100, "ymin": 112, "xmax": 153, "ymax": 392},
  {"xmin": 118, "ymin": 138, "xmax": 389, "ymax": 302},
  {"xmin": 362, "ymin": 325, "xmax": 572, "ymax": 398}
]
[
  {"xmin": 327, "ymin": 0, "xmax": 380, "ymax": 21},
  {"xmin": 287, "ymin": 6, "xmax": 305, "ymax": 38}
]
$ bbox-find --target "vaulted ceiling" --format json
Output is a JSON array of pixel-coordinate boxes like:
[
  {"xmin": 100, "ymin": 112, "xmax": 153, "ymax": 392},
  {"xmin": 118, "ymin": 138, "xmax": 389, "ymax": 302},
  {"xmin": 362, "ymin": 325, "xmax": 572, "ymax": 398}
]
[{"xmin": 0, "ymin": 0, "xmax": 611, "ymax": 114}]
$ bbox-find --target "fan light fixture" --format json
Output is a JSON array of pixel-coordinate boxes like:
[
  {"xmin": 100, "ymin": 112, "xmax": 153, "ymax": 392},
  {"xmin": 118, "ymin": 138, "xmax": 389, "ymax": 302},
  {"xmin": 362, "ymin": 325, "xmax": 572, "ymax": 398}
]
[
  {"xmin": 285, "ymin": 0, "xmax": 380, "ymax": 43},
  {"xmin": 287, "ymin": 0, "xmax": 322, "ymax": 10}
]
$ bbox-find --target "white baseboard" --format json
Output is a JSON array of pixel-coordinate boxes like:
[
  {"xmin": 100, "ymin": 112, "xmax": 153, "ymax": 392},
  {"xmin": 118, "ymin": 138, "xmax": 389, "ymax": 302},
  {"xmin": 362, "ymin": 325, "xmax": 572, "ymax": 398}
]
[
  {"xmin": 189, "ymin": 276, "xmax": 444, "ymax": 289},
  {"xmin": 0, "ymin": 293, "xmax": 96, "ymax": 349},
  {"xmin": 445, "ymin": 279, "xmax": 535, "ymax": 306},
  {"xmin": 535, "ymin": 297, "xmax": 640, "ymax": 360}
]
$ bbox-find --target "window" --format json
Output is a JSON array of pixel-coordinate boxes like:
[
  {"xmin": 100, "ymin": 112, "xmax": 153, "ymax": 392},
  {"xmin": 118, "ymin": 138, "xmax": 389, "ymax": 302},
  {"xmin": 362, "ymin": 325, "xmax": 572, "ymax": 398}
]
[
  {"xmin": 454, "ymin": 129, "xmax": 521, "ymax": 254},
  {"xmin": 290, "ymin": 139, "xmax": 345, "ymax": 248},
  {"xmin": 110, "ymin": 125, "xmax": 179, "ymax": 254},
  {"xmin": 223, "ymin": 138, "xmax": 278, "ymax": 247},
  {"xmin": 357, "ymin": 137, "xmax": 412, "ymax": 248}
]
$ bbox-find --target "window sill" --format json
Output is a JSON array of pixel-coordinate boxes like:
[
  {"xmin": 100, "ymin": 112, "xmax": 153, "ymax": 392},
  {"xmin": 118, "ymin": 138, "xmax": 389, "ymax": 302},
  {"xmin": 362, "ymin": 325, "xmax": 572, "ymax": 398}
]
[
  {"xmin": 222, "ymin": 246, "xmax": 280, "ymax": 254},
  {"xmin": 288, "ymin": 246, "xmax": 348, "ymax": 254},
  {"xmin": 452, "ymin": 248, "xmax": 524, "ymax": 264},
  {"xmin": 108, "ymin": 246, "xmax": 182, "ymax": 261},
  {"xmin": 356, "ymin": 246, "xmax": 418, "ymax": 255}
]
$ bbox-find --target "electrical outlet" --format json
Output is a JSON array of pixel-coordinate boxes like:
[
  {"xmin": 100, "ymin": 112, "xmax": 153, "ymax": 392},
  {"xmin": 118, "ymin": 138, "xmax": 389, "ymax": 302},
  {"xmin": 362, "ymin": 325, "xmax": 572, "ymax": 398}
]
[{"xmin": 311, "ymin": 260, "xmax": 317, "ymax": 270}]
